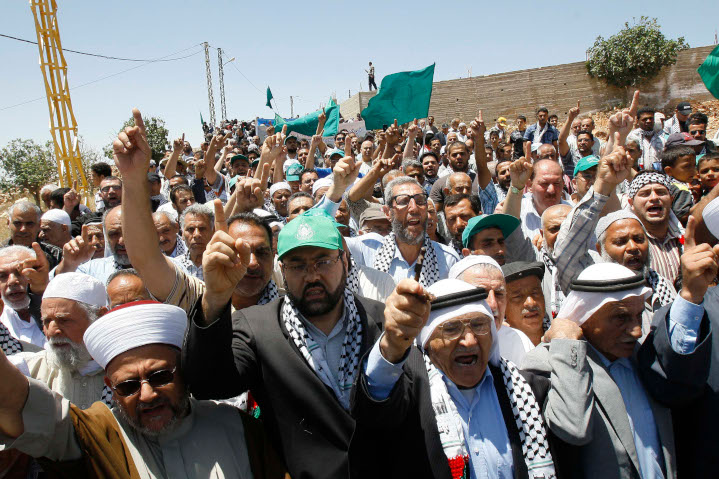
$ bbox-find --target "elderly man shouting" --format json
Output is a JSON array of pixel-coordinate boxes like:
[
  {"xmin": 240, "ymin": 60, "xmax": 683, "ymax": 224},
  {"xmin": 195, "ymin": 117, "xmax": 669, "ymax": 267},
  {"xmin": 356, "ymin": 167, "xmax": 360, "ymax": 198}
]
[
  {"xmin": 522, "ymin": 263, "xmax": 677, "ymax": 478},
  {"xmin": 0, "ymin": 301, "xmax": 288, "ymax": 478},
  {"xmin": 355, "ymin": 278, "xmax": 556, "ymax": 478}
]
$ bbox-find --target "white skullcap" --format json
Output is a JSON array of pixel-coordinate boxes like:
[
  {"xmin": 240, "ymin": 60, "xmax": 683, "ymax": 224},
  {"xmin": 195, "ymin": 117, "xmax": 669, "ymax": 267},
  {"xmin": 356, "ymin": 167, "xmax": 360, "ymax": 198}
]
[
  {"xmin": 83, "ymin": 301, "xmax": 187, "ymax": 369},
  {"xmin": 419, "ymin": 279, "xmax": 494, "ymax": 349},
  {"xmin": 458, "ymin": 122, "xmax": 467, "ymax": 128},
  {"xmin": 449, "ymin": 255, "xmax": 502, "ymax": 280},
  {"xmin": 269, "ymin": 221, "xmax": 284, "ymax": 231},
  {"xmin": 703, "ymin": 196, "xmax": 719, "ymax": 239},
  {"xmin": 41, "ymin": 209, "xmax": 71, "ymax": 227},
  {"xmin": 595, "ymin": 209, "xmax": 644, "ymax": 240},
  {"xmin": 269, "ymin": 182, "xmax": 291, "ymax": 197},
  {"xmin": 558, "ymin": 263, "xmax": 652, "ymax": 326},
  {"xmin": 252, "ymin": 208, "xmax": 273, "ymax": 218},
  {"xmin": 43, "ymin": 272, "xmax": 108, "ymax": 308},
  {"xmin": 312, "ymin": 177, "xmax": 333, "ymax": 196}
]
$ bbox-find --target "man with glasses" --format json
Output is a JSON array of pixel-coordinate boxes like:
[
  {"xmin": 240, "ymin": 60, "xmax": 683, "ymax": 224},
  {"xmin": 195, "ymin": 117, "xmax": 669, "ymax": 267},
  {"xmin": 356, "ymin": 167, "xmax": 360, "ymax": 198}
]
[
  {"xmin": 184, "ymin": 212, "xmax": 391, "ymax": 478},
  {"xmin": 687, "ymin": 112, "xmax": 717, "ymax": 155},
  {"xmin": 571, "ymin": 155, "xmax": 599, "ymax": 203},
  {"xmin": 0, "ymin": 301, "xmax": 286, "ymax": 478},
  {"xmin": 355, "ymin": 278, "xmax": 556, "ymax": 478},
  {"xmin": 353, "ymin": 177, "xmax": 459, "ymax": 286},
  {"xmin": 71, "ymin": 176, "xmax": 123, "ymax": 237}
]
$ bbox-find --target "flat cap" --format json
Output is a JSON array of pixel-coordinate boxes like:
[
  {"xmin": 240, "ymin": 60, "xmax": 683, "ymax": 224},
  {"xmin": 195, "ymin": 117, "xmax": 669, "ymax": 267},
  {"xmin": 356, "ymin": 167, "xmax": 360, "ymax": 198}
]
[{"xmin": 501, "ymin": 261, "xmax": 545, "ymax": 283}]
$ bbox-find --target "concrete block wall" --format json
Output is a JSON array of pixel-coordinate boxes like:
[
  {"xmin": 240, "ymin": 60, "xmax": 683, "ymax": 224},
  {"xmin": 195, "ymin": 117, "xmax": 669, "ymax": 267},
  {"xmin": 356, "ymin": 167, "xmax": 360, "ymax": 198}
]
[{"xmin": 341, "ymin": 45, "xmax": 715, "ymax": 126}]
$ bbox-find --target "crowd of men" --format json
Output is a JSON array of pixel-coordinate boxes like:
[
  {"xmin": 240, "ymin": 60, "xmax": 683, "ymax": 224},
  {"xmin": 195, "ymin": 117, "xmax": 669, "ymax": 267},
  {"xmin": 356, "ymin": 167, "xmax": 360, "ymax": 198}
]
[{"xmin": 1, "ymin": 91, "xmax": 719, "ymax": 479}]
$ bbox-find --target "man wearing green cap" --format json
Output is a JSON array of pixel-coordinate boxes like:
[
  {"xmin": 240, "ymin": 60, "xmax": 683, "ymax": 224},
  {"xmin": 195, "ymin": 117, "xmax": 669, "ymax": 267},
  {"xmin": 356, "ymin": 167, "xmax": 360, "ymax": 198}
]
[
  {"xmin": 285, "ymin": 163, "xmax": 304, "ymax": 194},
  {"xmin": 461, "ymin": 212, "xmax": 521, "ymax": 266},
  {"xmin": 571, "ymin": 154, "xmax": 599, "ymax": 203},
  {"xmin": 185, "ymin": 211, "xmax": 390, "ymax": 478}
]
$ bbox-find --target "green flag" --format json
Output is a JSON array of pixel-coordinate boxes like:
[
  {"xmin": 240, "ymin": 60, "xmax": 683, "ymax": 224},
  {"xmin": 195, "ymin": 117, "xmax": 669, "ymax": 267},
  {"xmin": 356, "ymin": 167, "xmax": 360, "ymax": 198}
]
[
  {"xmin": 273, "ymin": 113, "xmax": 286, "ymax": 128},
  {"xmin": 698, "ymin": 44, "xmax": 719, "ymax": 99},
  {"xmin": 361, "ymin": 64, "xmax": 435, "ymax": 130},
  {"xmin": 200, "ymin": 111, "xmax": 204, "ymax": 125},
  {"xmin": 266, "ymin": 87, "xmax": 274, "ymax": 108},
  {"xmin": 274, "ymin": 98, "xmax": 340, "ymax": 137}
]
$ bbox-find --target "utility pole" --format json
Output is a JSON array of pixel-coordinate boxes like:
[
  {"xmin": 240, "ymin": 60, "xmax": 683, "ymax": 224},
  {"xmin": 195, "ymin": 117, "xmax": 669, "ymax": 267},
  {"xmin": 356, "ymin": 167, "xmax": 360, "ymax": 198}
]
[
  {"xmin": 290, "ymin": 96, "xmax": 294, "ymax": 117},
  {"xmin": 217, "ymin": 48, "xmax": 226, "ymax": 122},
  {"xmin": 203, "ymin": 42, "xmax": 216, "ymax": 127}
]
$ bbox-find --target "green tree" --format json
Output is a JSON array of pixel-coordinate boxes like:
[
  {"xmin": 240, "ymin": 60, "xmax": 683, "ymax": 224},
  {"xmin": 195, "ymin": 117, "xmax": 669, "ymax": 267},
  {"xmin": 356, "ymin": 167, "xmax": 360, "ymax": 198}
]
[
  {"xmin": 587, "ymin": 17, "xmax": 689, "ymax": 92},
  {"xmin": 104, "ymin": 114, "xmax": 169, "ymax": 162},
  {"xmin": 0, "ymin": 139, "xmax": 57, "ymax": 204}
]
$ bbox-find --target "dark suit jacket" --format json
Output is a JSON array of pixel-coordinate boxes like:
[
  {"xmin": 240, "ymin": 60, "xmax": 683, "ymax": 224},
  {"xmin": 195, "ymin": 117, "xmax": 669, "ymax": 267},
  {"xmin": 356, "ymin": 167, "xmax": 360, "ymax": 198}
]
[
  {"xmin": 352, "ymin": 346, "xmax": 554, "ymax": 479},
  {"xmin": 638, "ymin": 296, "xmax": 716, "ymax": 478},
  {"xmin": 183, "ymin": 295, "xmax": 388, "ymax": 479}
]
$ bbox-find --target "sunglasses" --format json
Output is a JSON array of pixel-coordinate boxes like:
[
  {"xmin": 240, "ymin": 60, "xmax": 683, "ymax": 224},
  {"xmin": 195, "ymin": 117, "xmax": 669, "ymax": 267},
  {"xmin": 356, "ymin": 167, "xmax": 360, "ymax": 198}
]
[{"xmin": 111, "ymin": 367, "xmax": 177, "ymax": 397}]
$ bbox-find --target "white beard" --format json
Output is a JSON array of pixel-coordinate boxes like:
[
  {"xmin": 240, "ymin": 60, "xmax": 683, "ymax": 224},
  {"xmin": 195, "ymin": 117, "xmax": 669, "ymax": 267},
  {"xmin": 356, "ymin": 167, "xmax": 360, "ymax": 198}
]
[
  {"xmin": 46, "ymin": 337, "xmax": 91, "ymax": 371},
  {"xmin": 1, "ymin": 292, "xmax": 30, "ymax": 311}
]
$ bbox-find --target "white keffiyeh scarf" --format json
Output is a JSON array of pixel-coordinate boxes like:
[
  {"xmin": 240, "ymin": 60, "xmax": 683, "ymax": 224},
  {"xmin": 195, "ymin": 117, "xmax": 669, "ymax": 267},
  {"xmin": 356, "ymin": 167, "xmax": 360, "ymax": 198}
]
[
  {"xmin": 532, "ymin": 122, "xmax": 548, "ymax": 150},
  {"xmin": 425, "ymin": 354, "xmax": 556, "ymax": 478},
  {"xmin": 373, "ymin": 233, "xmax": 440, "ymax": 287},
  {"xmin": 282, "ymin": 289, "xmax": 362, "ymax": 410}
]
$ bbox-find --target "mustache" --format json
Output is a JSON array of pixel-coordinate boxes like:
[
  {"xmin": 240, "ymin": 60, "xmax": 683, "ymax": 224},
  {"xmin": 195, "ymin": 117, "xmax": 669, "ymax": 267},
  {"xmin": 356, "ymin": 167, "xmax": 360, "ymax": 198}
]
[
  {"xmin": 522, "ymin": 306, "xmax": 541, "ymax": 315},
  {"xmin": 137, "ymin": 397, "xmax": 171, "ymax": 412}
]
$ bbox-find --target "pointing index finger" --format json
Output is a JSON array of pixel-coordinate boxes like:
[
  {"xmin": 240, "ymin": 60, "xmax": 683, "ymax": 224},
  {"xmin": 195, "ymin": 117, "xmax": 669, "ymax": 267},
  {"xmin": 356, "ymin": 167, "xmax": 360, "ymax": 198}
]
[
  {"xmin": 132, "ymin": 108, "xmax": 146, "ymax": 137},
  {"xmin": 684, "ymin": 215, "xmax": 697, "ymax": 250},
  {"xmin": 629, "ymin": 90, "xmax": 640, "ymax": 117},
  {"xmin": 478, "ymin": 109, "xmax": 484, "ymax": 123},
  {"xmin": 213, "ymin": 199, "xmax": 229, "ymax": 233}
]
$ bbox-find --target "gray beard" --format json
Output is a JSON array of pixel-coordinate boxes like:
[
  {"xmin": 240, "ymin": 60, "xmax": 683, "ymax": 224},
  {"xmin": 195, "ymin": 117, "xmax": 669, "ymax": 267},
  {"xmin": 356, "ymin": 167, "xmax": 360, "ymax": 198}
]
[
  {"xmin": 114, "ymin": 391, "xmax": 190, "ymax": 438},
  {"xmin": 1, "ymin": 292, "xmax": 30, "ymax": 310},
  {"xmin": 46, "ymin": 337, "xmax": 91, "ymax": 371},
  {"xmin": 392, "ymin": 217, "xmax": 426, "ymax": 246},
  {"xmin": 113, "ymin": 252, "xmax": 132, "ymax": 266}
]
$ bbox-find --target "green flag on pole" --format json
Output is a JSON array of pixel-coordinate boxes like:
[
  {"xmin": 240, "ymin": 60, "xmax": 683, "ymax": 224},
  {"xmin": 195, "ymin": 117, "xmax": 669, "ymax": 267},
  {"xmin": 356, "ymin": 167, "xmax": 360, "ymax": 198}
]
[
  {"xmin": 273, "ymin": 98, "xmax": 340, "ymax": 137},
  {"xmin": 698, "ymin": 44, "xmax": 719, "ymax": 99},
  {"xmin": 266, "ymin": 87, "xmax": 274, "ymax": 108},
  {"xmin": 361, "ymin": 64, "xmax": 435, "ymax": 130},
  {"xmin": 200, "ymin": 111, "xmax": 204, "ymax": 125}
]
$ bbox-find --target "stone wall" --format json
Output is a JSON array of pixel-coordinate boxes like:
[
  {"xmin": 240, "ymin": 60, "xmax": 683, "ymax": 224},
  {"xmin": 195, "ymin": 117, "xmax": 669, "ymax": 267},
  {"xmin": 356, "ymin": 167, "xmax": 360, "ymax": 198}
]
[{"xmin": 342, "ymin": 45, "xmax": 715, "ymax": 125}]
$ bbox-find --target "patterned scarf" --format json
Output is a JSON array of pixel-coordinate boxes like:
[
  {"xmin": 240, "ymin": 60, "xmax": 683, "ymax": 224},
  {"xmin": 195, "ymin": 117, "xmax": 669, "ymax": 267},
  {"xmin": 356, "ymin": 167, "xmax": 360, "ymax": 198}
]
[
  {"xmin": 257, "ymin": 279, "xmax": 280, "ymax": 305},
  {"xmin": 647, "ymin": 269, "xmax": 676, "ymax": 309},
  {"xmin": 346, "ymin": 257, "xmax": 361, "ymax": 296},
  {"xmin": 172, "ymin": 251, "xmax": 204, "ymax": 280},
  {"xmin": 169, "ymin": 235, "xmax": 187, "ymax": 258},
  {"xmin": 282, "ymin": 289, "xmax": 362, "ymax": 410},
  {"xmin": 541, "ymin": 248, "xmax": 565, "ymax": 319},
  {"xmin": 373, "ymin": 233, "xmax": 440, "ymax": 287},
  {"xmin": 0, "ymin": 322, "xmax": 22, "ymax": 355},
  {"xmin": 424, "ymin": 355, "xmax": 555, "ymax": 479},
  {"xmin": 628, "ymin": 172, "xmax": 672, "ymax": 199}
]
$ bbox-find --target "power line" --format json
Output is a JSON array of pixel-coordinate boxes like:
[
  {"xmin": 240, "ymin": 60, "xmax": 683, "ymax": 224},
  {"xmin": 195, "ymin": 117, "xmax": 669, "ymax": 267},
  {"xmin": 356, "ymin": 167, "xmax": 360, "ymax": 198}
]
[
  {"xmin": 0, "ymin": 43, "xmax": 204, "ymax": 112},
  {"xmin": 218, "ymin": 49, "xmax": 263, "ymax": 94},
  {"xmin": 1, "ymin": 32, "xmax": 200, "ymax": 62}
]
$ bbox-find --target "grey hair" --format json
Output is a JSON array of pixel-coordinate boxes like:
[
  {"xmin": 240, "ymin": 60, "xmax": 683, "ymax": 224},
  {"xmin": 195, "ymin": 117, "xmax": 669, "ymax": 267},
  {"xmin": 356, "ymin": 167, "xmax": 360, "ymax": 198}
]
[
  {"xmin": 381, "ymin": 169, "xmax": 403, "ymax": 190},
  {"xmin": 401, "ymin": 159, "xmax": 422, "ymax": 172},
  {"xmin": 446, "ymin": 172, "xmax": 471, "ymax": 191},
  {"xmin": 106, "ymin": 267, "xmax": 142, "ymax": 286},
  {"xmin": 179, "ymin": 203, "xmax": 214, "ymax": 231},
  {"xmin": 76, "ymin": 301, "xmax": 103, "ymax": 323},
  {"xmin": 8, "ymin": 201, "xmax": 41, "ymax": 221},
  {"xmin": 459, "ymin": 263, "xmax": 505, "ymax": 283},
  {"xmin": 384, "ymin": 176, "xmax": 422, "ymax": 206},
  {"xmin": 152, "ymin": 210, "xmax": 178, "ymax": 226},
  {"xmin": 0, "ymin": 244, "xmax": 36, "ymax": 260},
  {"xmin": 40, "ymin": 184, "xmax": 59, "ymax": 195},
  {"xmin": 625, "ymin": 136, "xmax": 640, "ymax": 149}
]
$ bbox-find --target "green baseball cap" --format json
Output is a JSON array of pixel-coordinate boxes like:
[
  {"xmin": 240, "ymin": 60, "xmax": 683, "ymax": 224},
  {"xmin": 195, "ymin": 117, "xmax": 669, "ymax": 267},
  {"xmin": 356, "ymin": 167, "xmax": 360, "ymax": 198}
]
[
  {"xmin": 283, "ymin": 134, "xmax": 298, "ymax": 145},
  {"xmin": 573, "ymin": 155, "xmax": 599, "ymax": 177},
  {"xmin": 286, "ymin": 163, "xmax": 304, "ymax": 182},
  {"xmin": 278, "ymin": 213, "xmax": 344, "ymax": 259},
  {"xmin": 230, "ymin": 154, "xmax": 249, "ymax": 165},
  {"xmin": 300, "ymin": 208, "xmax": 345, "ymax": 228},
  {"xmin": 250, "ymin": 158, "xmax": 260, "ymax": 168},
  {"xmin": 327, "ymin": 148, "xmax": 344, "ymax": 158},
  {"xmin": 462, "ymin": 214, "xmax": 520, "ymax": 248}
]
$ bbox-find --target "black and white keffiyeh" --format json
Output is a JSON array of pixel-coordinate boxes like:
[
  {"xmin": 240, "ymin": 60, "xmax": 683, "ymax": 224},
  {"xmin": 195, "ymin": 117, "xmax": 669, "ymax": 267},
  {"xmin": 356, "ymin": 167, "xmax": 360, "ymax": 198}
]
[
  {"xmin": 424, "ymin": 354, "xmax": 555, "ymax": 478},
  {"xmin": 257, "ymin": 279, "xmax": 280, "ymax": 305},
  {"xmin": 101, "ymin": 385, "xmax": 114, "ymax": 407},
  {"xmin": 628, "ymin": 172, "xmax": 672, "ymax": 198},
  {"xmin": 0, "ymin": 322, "xmax": 22, "ymax": 355},
  {"xmin": 346, "ymin": 257, "xmax": 360, "ymax": 295},
  {"xmin": 170, "ymin": 235, "xmax": 187, "ymax": 258},
  {"xmin": 373, "ymin": 233, "xmax": 440, "ymax": 287},
  {"xmin": 172, "ymin": 251, "xmax": 203, "ymax": 280},
  {"xmin": 282, "ymin": 289, "xmax": 362, "ymax": 409},
  {"xmin": 647, "ymin": 269, "xmax": 676, "ymax": 309}
]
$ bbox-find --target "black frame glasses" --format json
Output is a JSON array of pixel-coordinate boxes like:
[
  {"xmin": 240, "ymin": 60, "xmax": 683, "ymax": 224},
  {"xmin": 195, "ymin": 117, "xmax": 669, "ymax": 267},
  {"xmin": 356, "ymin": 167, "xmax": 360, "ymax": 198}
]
[
  {"xmin": 391, "ymin": 193, "xmax": 428, "ymax": 208},
  {"xmin": 283, "ymin": 251, "xmax": 343, "ymax": 276},
  {"xmin": 437, "ymin": 318, "xmax": 491, "ymax": 341}
]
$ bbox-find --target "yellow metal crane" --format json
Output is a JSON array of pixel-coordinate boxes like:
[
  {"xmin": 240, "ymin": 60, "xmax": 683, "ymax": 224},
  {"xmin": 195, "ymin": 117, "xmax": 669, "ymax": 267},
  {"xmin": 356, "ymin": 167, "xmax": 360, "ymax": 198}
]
[{"xmin": 29, "ymin": 0, "xmax": 87, "ymax": 194}]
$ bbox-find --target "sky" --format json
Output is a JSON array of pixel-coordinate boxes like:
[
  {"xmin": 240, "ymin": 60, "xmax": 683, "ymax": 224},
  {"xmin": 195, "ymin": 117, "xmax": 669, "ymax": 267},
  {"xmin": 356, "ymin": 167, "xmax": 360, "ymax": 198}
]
[{"xmin": 1, "ymin": 1, "xmax": 718, "ymax": 157}]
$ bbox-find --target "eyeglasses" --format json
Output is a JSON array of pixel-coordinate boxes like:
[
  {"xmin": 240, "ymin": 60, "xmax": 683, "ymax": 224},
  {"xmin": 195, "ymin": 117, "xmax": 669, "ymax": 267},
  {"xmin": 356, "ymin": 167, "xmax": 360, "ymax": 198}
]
[
  {"xmin": 283, "ymin": 252, "xmax": 343, "ymax": 276},
  {"xmin": 101, "ymin": 185, "xmax": 122, "ymax": 193},
  {"xmin": 391, "ymin": 193, "xmax": 428, "ymax": 208},
  {"xmin": 111, "ymin": 367, "xmax": 177, "ymax": 397},
  {"xmin": 437, "ymin": 318, "xmax": 491, "ymax": 341}
]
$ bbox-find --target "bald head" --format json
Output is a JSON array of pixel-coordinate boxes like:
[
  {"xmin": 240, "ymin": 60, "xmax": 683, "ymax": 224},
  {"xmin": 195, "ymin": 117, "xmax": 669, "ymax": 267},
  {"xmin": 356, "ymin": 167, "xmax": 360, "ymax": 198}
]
[
  {"xmin": 541, "ymin": 204, "xmax": 572, "ymax": 253},
  {"xmin": 536, "ymin": 144, "xmax": 558, "ymax": 161},
  {"xmin": 446, "ymin": 172, "xmax": 473, "ymax": 196}
]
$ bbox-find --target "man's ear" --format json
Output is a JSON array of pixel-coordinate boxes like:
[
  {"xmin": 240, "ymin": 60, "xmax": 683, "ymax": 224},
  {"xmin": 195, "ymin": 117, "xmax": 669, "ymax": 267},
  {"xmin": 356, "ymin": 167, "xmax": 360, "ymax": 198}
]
[
  {"xmin": 382, "ymin": 205, "xmax": 391, "ymax": 220},
  {"xmin": 595, "ymin": 242, "xmax": 602, "ymax": 254}
]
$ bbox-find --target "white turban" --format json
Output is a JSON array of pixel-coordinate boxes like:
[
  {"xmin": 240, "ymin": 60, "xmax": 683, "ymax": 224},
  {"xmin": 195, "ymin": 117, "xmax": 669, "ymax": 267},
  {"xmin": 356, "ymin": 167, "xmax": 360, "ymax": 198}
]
[
  {"xmin": 558, "ymin": 263, "xmax": 652, "ymax": 326},
  {"xmin": 449, "ymin": 255, "xmax": 502, "ymax": 280},
  {"xmin": 269, "ymin": 182, "xmax": 291, "ymax": 197},
  {"xmin": 704, "ymin": 196, "xmax": 719, "ymax": 239},
  {"xmin": 312, "ymin": 177, "xmax": 333, "ymax": 196},
  {"xmin": 83, "ymin": 301, "xmax": 187, "ymax": 369},
  {"xmin": 419, "ymin": 279, "xmax": 498, "ymax": 364},
  {"xmin": 44, "ymin": 272, "xmax": 108, "ymax": 308},
  {"xmin": 41, "ymin": 208, "xmax": 71, "ymax": 227}
]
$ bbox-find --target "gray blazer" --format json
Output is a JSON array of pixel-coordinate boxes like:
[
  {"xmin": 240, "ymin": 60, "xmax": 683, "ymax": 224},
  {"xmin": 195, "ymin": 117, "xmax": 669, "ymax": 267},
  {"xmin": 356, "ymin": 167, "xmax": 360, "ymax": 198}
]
[{"xmin": 521, "ymin": 339, "xmax": 676, "ymax": 479}]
